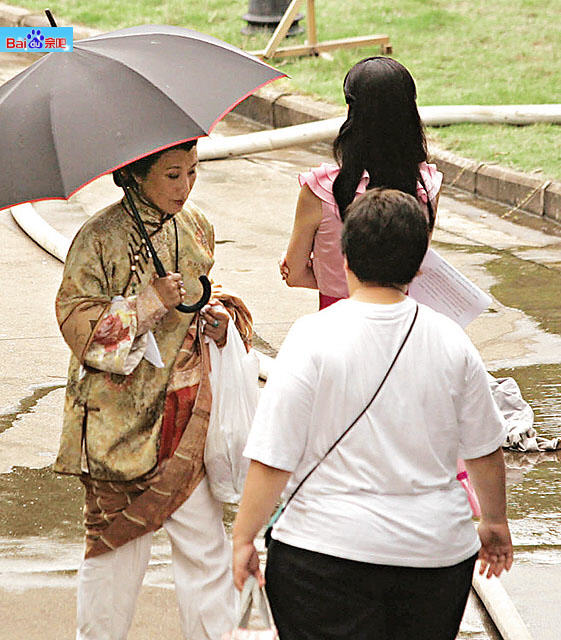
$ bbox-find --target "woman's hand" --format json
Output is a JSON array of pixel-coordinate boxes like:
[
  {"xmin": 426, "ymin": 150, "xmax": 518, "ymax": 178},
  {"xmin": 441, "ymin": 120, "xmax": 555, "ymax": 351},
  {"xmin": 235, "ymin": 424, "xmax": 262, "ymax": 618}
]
[
  {"xmin": 201, "ymin": 299, "xmax": 229, "ymax": 346},
  {"xmin": 152, "ymin": 272, "xmax": 185, "ymax": 310},
  {"xmin": 477, "ymin": 521, "xmax": 513, "ymax": 578},
  {"xmin": 465, "ymin": 449, "xmax": 512, "ymax": 579},
  {"xmin": 232, "ymin": 538, "xmax": 264, "ymax": 591}
]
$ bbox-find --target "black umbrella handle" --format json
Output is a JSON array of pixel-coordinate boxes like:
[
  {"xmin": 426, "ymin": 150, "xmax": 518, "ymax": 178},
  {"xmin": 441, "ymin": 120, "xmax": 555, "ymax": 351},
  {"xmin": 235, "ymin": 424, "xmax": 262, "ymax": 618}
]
[
  {"xmin": 177, "ymin": 276, "xmax": 211, "ymax": 313},
  {"xmin": 122, "ymin": 186, "xmax": 211, "ymax": 313}
]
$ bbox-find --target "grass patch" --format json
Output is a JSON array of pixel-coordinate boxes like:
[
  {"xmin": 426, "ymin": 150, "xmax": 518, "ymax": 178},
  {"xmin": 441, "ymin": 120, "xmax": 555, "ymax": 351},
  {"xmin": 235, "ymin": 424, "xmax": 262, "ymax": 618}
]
[{"xmin": 10, "ymin": 0, "xmax": 561, "ymax": 179}]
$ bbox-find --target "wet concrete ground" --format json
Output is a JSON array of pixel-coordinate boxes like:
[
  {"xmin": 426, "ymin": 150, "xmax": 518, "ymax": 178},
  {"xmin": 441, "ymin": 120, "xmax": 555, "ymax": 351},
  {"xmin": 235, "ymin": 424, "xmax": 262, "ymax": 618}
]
[{"xmin": 1, "ymin": 52, "xmax": 561, "ymax": 638}]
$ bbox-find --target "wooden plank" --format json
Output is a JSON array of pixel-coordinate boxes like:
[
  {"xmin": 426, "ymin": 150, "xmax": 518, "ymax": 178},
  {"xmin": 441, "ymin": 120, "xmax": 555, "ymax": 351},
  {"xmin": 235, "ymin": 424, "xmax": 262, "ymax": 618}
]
[
  {"xmin": 313, "ymin": 35, "xmax": 390, "ymax": 49},
  {"xmin": 262, "ymin": 0, "xmax": 305, "ymax": 59},
  {"xmin": 254, "ymin": 35, "xmax": 390, "ymax": 59},
  {"xmin": 306, "ymin": 0, "xmax": 318, "ymax": 47}
]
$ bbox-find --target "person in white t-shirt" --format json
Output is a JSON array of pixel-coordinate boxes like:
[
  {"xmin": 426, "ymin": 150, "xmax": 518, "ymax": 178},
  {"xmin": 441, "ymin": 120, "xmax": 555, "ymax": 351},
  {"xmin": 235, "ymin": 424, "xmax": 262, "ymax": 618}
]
[{"xmin": 232, "ymin": 188, "xmax": 513, "ymax": 640}]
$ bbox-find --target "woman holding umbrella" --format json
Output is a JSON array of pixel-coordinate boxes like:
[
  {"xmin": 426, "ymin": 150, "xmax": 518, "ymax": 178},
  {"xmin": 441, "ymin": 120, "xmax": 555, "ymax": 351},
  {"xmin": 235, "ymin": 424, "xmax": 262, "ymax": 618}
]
[{"xmin": 54, "ymin": 140, "xmax": 248, "ymax": 639}]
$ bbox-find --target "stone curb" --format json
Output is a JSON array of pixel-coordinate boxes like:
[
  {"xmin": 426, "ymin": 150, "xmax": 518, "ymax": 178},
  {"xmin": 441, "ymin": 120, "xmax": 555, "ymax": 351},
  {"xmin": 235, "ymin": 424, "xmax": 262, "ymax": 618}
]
[{"xmin": 1, "ymin": 1, "xmax": 559, "ymax": 223}]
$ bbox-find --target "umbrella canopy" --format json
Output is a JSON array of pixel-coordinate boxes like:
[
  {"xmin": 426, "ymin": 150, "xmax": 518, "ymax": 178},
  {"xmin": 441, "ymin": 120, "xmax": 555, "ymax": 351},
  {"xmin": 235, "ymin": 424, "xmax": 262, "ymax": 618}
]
[{"xmin": 0, "ymin": 24, "xmax": 285, "ymax": 211}]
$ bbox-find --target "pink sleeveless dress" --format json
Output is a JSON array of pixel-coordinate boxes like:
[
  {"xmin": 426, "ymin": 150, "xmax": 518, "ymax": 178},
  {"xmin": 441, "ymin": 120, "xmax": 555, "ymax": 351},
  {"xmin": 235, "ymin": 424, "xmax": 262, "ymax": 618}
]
[{"xmin": 298, "ymin": 162, "xmax": 443, "ymax": 308}]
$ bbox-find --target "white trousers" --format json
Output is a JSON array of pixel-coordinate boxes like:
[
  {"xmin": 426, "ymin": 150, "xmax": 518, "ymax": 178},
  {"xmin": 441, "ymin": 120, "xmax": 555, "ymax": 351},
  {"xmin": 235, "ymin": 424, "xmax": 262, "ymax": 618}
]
[{"xmin": 76, "ymin": 477, "xmax": 236, "ymax": 640}]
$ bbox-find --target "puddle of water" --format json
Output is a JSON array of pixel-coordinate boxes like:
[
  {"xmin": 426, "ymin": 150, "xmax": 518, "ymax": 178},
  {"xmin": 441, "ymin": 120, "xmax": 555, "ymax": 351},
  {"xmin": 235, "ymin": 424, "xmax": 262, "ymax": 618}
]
[
  {"xmin": 487, "ymin": 253, "xmax": 561, "ymax": 336},
  {"xmin": 435, "ymin": 218, "xmax": 561, "ymax": 338},
  {"xmin": 0, "ymin": 467, "xmax": 83, "ymax": 540},
  {"xmin": 0, "ymin": 384, "xmax": 65, "ymax": 436},
  {"xmin": 0, "ymin": 531, "xmax": 175, "ymax": 592}
]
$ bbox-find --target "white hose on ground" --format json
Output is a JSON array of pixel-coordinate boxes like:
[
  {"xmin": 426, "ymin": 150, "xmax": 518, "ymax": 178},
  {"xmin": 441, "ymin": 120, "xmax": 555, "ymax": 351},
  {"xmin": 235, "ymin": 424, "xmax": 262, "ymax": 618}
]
[
  {"xmin": 198, "ymin": 104, "xmax": 561, "ymax": 161},
  {"xmin": 472, "ymin": 563, "xmax": 533, "ymax": 640},
  {"xmin": 198, "ymin": 116, "xmax": 345, "ymax": 160},
  {"xmin": 10, "ymin": 203, "xmax": 69, "ymax": 262}
]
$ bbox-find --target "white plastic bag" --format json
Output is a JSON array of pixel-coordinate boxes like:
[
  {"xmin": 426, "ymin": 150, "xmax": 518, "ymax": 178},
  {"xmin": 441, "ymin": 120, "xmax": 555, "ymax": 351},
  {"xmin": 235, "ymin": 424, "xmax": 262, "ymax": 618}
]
[
  {"xmin": 205, "ymin": 319, "xmax": 260, "ymax": 503},
  {"xmin": 222, "ymin": 576, "xmax": 279, "ymax": 639}
]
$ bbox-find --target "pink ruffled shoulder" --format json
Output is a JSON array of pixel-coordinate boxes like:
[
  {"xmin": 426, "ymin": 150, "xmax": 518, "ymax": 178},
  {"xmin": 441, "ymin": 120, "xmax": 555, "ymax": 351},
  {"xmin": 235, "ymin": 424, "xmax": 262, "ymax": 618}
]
[
  {"xmin": 298, "ymin": 163, "xmax": 369, "ymax": 207},
  {"xmin": 416, "ymin": 162, "xmax": 443, "ymax": 205}
]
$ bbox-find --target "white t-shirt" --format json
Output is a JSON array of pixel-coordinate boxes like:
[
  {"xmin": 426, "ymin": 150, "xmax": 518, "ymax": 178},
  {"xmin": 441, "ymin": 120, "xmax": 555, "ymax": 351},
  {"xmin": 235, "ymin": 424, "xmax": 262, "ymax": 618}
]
[{"xmin": 244, "ymin": 297, "xmax": 507, "ymax": 568}]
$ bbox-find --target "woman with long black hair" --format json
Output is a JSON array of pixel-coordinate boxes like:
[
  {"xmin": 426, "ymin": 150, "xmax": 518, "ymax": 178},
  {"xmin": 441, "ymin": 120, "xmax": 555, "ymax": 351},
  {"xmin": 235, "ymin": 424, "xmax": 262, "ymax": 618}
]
[{"xmin": 280, "ymin": 56, "xmax": 442, "ymax": 309}]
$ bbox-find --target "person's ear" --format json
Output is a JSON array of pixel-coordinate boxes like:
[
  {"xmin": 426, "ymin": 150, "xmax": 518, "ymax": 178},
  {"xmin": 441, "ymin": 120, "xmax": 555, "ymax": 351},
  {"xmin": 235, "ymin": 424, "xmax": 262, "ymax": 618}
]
[{"xmin": 343, "ymin": 257, "xmax": 350, "ymax": 273}]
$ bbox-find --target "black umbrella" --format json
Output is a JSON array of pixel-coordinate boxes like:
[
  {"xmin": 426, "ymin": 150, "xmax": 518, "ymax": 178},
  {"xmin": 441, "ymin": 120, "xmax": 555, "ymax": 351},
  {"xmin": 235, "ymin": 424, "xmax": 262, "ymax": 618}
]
[{"xmin": 0, "ymin": 19, "xmax": 285, "ymax": 311}]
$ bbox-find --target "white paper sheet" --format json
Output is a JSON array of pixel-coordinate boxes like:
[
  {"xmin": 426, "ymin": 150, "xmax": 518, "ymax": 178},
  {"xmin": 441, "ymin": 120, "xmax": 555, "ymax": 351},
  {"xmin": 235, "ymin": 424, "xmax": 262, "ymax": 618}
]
[{"xmin": 408, "ymin": 249, "xmax": 492, "ymax": 328}]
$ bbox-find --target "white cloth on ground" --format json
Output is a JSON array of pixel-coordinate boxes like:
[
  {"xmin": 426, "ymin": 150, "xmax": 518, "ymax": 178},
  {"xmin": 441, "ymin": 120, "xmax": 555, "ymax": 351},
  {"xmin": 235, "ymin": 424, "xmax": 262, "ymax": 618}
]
[
  {"xmin": 75, "ymin": 476, "xmax": 236, "ymax": 640},
  {"xmin": 489, "ymin": 374, "xmax": 561, "ymax": 452},
  {"xmin": 244, "ymin": 298, "xmax": 507, "ymax": 568}
]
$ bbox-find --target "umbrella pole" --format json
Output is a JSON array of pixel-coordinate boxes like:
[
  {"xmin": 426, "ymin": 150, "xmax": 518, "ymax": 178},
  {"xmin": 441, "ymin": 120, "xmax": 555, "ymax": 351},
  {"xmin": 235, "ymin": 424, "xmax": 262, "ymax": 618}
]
[{"xmin": 122, "ymin": 185, "xmax": 211, "ymax": 313}]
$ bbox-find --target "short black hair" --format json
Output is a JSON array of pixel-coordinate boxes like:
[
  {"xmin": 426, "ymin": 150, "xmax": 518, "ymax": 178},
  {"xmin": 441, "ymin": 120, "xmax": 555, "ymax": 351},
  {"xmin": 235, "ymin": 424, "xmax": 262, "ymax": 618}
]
[
  {"xmin": 113, "ymin": 139, "xmax": 197, "ymax": 187},
  {"xmin": 341, "ymin": 188, "xmax": 429, "ymax": 286}
]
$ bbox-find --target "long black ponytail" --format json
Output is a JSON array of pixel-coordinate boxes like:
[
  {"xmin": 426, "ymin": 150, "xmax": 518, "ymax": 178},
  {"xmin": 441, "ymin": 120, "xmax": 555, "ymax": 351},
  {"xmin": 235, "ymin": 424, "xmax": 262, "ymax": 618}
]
[{"xmin": 332, "ymin": 57, "xmax": 428, "ymax": 221}]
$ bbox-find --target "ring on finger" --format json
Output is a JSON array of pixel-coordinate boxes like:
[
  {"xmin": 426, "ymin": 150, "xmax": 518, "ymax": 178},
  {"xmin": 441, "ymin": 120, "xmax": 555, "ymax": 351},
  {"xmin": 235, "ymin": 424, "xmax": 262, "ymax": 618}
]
[{"xmin": 212, "ymin": 319, "xmax": 219, "ymax": 328}]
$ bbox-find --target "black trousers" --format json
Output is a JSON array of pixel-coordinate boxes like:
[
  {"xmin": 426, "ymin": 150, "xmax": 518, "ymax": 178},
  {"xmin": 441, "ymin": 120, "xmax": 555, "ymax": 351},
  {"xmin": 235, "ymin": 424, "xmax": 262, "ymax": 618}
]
[{"xmin": 265, "ymin": 540, "xmax": 477, "ymax": 640}]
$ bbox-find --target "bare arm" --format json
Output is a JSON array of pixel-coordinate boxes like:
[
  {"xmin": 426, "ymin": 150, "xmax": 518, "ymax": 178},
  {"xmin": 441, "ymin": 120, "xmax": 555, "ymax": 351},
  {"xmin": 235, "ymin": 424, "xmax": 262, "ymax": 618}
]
[
  {"xmin": 232, "ymin": 460, "xmax": 291, "ymax": 590},
  {"xmin": 464, "ymin": 447, "xmax": 513, "ymax": 578},
  {"xmin": 282, "ymin": 184, "xmax": 322, "ymax": 289}
]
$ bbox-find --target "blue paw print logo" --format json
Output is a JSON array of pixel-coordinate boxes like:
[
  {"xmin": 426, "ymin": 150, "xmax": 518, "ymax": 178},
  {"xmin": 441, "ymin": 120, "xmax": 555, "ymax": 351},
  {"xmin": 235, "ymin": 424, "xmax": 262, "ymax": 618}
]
[{"xmin": 26, "ymin": 29, "xmax": 45, "ymax": 50}]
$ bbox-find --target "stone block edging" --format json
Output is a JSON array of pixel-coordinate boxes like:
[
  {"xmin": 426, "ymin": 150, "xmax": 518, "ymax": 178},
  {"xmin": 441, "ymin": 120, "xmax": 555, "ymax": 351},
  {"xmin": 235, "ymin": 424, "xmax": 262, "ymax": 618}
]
[{"xmin": 1, "ymin": 1, "xmax": 558, "ymax": 223}]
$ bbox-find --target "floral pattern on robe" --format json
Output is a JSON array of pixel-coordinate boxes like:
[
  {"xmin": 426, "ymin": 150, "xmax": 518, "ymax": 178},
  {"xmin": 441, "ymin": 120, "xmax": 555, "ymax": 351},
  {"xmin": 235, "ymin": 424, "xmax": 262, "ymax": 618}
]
[{"xmin": 83, "ymin": 285, "xmax": 168, "ymax": 375}]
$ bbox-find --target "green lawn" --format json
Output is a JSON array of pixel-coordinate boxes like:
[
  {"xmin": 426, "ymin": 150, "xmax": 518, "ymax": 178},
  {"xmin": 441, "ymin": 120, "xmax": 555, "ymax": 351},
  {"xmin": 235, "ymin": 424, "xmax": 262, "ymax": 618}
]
[{"xmin": 12, "ymin": 0, "xmax": 561, "ymax": 180}]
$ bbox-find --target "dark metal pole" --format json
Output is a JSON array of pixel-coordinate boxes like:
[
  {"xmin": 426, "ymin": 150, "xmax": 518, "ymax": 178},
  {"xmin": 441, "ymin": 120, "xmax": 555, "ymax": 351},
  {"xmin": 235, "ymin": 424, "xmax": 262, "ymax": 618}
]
[{"xmin": 242, "ymin": 0, "xmax": 303, "ymax": 36}]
